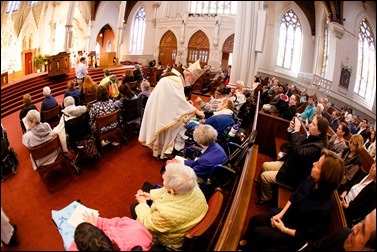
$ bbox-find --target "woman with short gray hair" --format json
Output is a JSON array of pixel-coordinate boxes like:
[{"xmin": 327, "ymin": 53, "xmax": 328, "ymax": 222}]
[
  {"xmin": 22, "ymin": 109, "xmax": 58, "ymax": 170},
  {"xmin": 167, "ymin": 124, "xmax": 228, "ymax": 182}
]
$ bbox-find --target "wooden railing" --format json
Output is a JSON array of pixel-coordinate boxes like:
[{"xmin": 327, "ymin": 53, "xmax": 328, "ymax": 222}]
[{"xmin": 214, "ymin": 144, "xmax": 259, "ymax": 250}]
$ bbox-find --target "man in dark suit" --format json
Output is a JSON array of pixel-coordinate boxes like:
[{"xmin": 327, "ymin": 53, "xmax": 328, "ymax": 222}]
[{"xmin": 357, "ymin": 118, "xmax": 371, "ymax": 143}]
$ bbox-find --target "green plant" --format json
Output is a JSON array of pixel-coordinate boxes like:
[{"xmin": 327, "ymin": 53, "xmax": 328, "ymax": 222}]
[{"xmin": 34, "ymin": 54, "xmax": 47, "ymax": 69}]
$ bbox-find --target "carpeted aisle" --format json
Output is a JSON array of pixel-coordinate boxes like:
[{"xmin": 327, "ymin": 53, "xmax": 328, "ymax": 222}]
[{"xmin": 1, "ymin": 96, "xmax": 165, "ymax": 251}]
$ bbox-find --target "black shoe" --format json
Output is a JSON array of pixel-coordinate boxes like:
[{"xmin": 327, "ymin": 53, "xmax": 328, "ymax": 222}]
[{"xmin": 8, "ymin": 235, "xmax": 19, "ymax": 247}]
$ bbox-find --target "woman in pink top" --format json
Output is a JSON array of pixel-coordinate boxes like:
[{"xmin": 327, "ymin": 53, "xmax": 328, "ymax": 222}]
[{"xmin": 69, "ymin": 212, "xmax": 152, "ymax": 251}]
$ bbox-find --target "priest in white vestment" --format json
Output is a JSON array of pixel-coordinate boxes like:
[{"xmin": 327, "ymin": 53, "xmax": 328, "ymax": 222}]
[{"xmin": 139, "ymin": 60, "xmax": 206, "ymax": 159}]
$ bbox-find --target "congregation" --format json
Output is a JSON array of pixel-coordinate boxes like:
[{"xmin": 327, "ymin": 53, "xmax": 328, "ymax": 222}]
[{"xmin": 2, "ymin": 59, "xmax": 375, "ymax": 251}]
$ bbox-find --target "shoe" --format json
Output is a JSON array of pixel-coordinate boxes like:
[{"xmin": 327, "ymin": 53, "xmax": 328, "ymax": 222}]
[{"xmin": 8, "ymin": 235, "xmax": 19, "ymax": 247}]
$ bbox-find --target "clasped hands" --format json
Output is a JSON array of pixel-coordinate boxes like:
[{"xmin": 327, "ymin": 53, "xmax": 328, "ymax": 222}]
[
  {"xmin": 270, "ymin": 214, "xmax": 286, "ymax": 233},
  {"xmin": 135, "ymin": 189, "xmax": 151, "ymax": 204}
]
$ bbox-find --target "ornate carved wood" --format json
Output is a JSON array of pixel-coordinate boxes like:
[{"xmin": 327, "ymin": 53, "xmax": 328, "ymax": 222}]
[
  {"xmin": 222, "ymin": 34, "xmax": 234, "ymax": 53},
  {"xmin": 158, "ymin": 30, "xmax": 178, "ymax": 66},
  {"xmin": 187, "ymin": 30, "xmax": 210, "ymax": 67}
]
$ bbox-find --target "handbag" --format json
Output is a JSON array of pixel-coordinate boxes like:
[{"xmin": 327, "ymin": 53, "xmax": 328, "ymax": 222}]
[{"xmin": 109, "ymin": 80, "xmax": 120, "ymax": 98}]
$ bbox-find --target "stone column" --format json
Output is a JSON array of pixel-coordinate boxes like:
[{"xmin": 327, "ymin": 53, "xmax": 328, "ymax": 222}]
[{"xmin": 230, "ymin": 1, "xmax": 264, "ymax": 87}]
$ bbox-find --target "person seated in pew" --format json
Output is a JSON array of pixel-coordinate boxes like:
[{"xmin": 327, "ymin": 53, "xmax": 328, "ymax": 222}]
[
  {"xmin": 228, "ymin": 80, "xmax": 246, "ymax": 112},
  {"xmin": 82, "ymin": 75, "xmax": 98, "ymax": 97},
  {"xmin": 195, "ymin": 85, "xmax": 226, "ymax": 115},
  {"xmin": 137, "ymin": 79, "xmax": 151, "ymax": 98},
  {"xmin": 329, "ymin": 110, "xmax": 341, "ymax": 132},
  {"xmin": 300, "ymin": 208, "xmax": 376, "ymax": 251},
  {"xmin": 297, "ymin": 95, "xmax": 316, "ymax": 123},
  {"xmin": 364, "ymin": 127, "xmax": 376, "ymax": 160},
  {"xmin": 339, "ymin": 162, "xmax": 376, "ymax": 228},
  {"xmin": 53, "ymin": 96, "xmax": 88, "ymax": 152},
  {"xmin": 279, "ymin": 93, "xmax": 300, "ymax": 121},
  {"xmin": 337, "ymin": 134, "xmax": 364, "ymax": 193},
  {"xmin": 40, "ymin": 86, "xmax": 59, "ymax": 123},
  {"xmin": 22, "ymin": 109, "xmax": 59, "ymax": 171},
  {"xmin": 89, "ymin": 85, "xmax": 118, "ymax": 136},
  {"xmin": 348, "ymin": 116, "xmax": 359, "ymax": 135},
  {"xmin": 130, "ymin": 163, "xmax": 208, "ymax": 250},
  {"xmin": 165, "ymin": 124, "xmax": 228, "ymax": 186},
  {"xmin": 255, "ymin": 115, "xmax": 329, "ymax": 205},
  {"xmin": 19, "ymin": 93, "xmax": 38, "ymax": 120},
  {"xmin": 328, "ymin": 122, "xmax": 350, "ymax": 154},
  {"xmin": 64, "ymin": 80, "xmax": 82, "ymax": 107},
  {"xmin": 69, "ymin": 213, "xmax": 152, "ymax": 251},
  {"xmin": 239, "ymin": 149, "xmax": 344, "ymax": 251}
]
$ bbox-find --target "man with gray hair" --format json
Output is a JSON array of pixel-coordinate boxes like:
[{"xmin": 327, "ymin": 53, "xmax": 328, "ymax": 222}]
[{"xmin": 40, "ymin": 86, "xmax": 58, "ymax": 122}]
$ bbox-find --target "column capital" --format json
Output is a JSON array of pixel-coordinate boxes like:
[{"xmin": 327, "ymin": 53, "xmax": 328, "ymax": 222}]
[{"xmin": 329, "ymin": 22, "xmax": 344, "ymax": 39}]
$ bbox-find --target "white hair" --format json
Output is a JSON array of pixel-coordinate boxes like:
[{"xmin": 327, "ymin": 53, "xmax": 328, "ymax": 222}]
[
  {"xmin": 164, "ymin": 163, "xmax": 197, "ymax": 194},
  {"xmin": 236, "ymin": 80, "xmax": 244, "ymax": 87},
  {"xmin": 43, "ymin": 86, "xmax": 51, "ymax": 96},
  {"xmin": 25, "ymin": 109, "xmax": 40, "ymax": 124}
]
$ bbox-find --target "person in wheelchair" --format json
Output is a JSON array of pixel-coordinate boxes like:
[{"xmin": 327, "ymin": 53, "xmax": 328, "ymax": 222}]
[{"xmin": 166, "ymin": 124, "xmax": 228, "ymax": 185}]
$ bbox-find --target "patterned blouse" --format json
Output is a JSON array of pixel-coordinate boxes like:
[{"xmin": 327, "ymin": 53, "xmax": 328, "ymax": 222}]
[{"xmin": 89, "ymin": 100, "xmax": 118, "ymax": 133}]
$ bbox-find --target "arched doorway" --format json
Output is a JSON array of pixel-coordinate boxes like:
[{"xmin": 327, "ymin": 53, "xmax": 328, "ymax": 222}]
[
  {"xmin": 187, "ymin": 30, "xmax": 209, "ymax": 68},
  {"xmin": 96, "ymin": 24, "xmax": 115, "ymax": 67},
  {"xmin": 222, "ymin": 34, "xmax": 234, "ymax": 69},
  {"xmin": 158, "ymin": 30, "xmax": 177, "ymax": 66}
]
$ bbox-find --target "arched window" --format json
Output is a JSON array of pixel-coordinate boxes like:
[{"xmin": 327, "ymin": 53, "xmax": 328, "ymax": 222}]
[
  {"xmin": 6, "ymin": 1, "xmax": 20, "ymax": 13},
  {"xmin": 354, "ymin": 18, "xmax": 376, "ymax": 105},
  {"xmin": 131, "ymin": 7, "xmax": 146, "ymax": 53},
  {"xmin": 320, "ymin": 16, "xmax": 330, "ymax": 78},
  {"xmin": 189, "ymin": 1, "xmax": 236, "ymax": 15},
  {"xmin": 276, "ymin": 9, "xmax": 302, "ymax": 72},
  {"xmin": 106, "ymin": 40, "xmax": 111, "ymax": 52}
]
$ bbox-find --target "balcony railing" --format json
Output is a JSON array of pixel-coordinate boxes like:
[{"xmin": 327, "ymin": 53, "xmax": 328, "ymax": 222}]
[{"xmin": 297, "ymin": 72, "xmax": 332, "ymax": 95}]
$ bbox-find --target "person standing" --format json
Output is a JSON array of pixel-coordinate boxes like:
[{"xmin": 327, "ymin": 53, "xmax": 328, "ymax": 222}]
[
  {"xmin": 138, "ymin": 60, "xmax": 206, "ymax": 159},
  {"xmin": 75, "ymin": 56, "xmax": 88, "ymax": 91}
]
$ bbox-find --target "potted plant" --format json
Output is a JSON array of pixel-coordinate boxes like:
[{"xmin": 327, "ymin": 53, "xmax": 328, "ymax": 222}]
[{"xmin": 34, "ymin": 54, "xmax": 47, "ymax": 72}]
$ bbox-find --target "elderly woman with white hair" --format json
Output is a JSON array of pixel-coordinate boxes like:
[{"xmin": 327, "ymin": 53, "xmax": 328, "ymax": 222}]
[
  {"xmin": 40, "ymin": 86, "xmax": 58, "ymax": 122},
  {"xmin": 230, "ymin": 80, "xmax": 246, "ymax": 111},
  {"xmin": 51, "ymin": 96, "xmax": 88, "ymax": 152},
  {"xmin": 167, "ymin": 124, "xmax": 228, "ymax": 182},
  {"xmin": 22, "ymin": 109, "xmax": 59, "ymax": 170},
  {"xmin": 131, "ymin": 163, "xmax": 208, "ymax": 250}
]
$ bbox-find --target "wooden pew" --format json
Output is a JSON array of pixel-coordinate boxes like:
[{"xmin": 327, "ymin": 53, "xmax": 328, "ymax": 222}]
[
  {"xmin": 255, "ymin": 110, "xmax": 290, "ymax": 157},
  {"xmin": 214, "ymin": 144, "xmax": 259, "ymax": 250}
]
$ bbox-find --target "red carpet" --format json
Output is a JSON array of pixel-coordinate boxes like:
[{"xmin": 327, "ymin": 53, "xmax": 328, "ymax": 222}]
[{"xmin": 1, "ymin": 97, "xmax": 165, "ymax": 251}]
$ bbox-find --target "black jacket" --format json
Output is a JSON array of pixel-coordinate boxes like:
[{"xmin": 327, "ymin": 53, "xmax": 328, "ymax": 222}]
[{"xmin": 276, "ymin": 132, "xmax": 325, "ymax": 189}]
